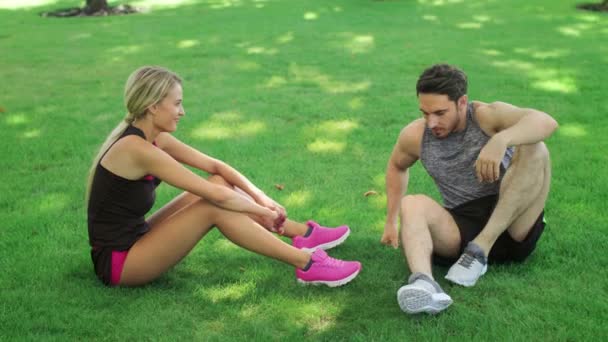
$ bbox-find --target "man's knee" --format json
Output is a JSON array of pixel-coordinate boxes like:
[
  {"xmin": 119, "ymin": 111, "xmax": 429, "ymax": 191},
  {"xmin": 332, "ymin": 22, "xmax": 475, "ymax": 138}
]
[
  {"xmin": 513, "ymin": 142, "xmax": 550, "ymax": 166},
  {"xmin": 400, "ymin": 194, "xmax": 434, "ymax": 216}
]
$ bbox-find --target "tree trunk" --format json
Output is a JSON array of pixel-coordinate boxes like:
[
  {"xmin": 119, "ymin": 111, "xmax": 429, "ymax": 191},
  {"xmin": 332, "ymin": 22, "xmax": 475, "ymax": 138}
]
[{"xmin": 84, "ymin": 0, "xmax": 109, "ymax": 14}]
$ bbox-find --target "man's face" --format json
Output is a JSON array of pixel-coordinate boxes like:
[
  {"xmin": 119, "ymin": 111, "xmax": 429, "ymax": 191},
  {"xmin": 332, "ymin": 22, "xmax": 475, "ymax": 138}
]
[{"xmin": 418, "ymin": 93, "xmax": 466, "ymax": 139}]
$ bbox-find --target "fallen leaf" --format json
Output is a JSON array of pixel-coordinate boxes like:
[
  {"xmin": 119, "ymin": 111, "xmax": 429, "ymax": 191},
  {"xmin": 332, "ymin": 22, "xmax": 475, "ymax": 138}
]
[
  {"xmin": 364, "ymin": 190, "xmax": 378, "ymax": 197},
  {"xmin": 274, "ymin": 184, "xmax": 284, "ymax": 190},
  {"xmin": 0, "ymin": 107, "xmax": 5, "ymax": 113}
]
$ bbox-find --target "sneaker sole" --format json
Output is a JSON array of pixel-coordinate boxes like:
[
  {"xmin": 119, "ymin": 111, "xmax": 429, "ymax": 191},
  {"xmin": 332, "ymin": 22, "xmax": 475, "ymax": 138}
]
[
  {"xmin": 298, "ymin": 229, "xmax": 351, "ymax": 253},
  {"xmin": 297, "ymin": 267, "xmax": 360, "ymax": 287},
  {"xmin": 396, "ymin": 286, "xmax": 453, "ymax": 314},
  {"xmin": 445, "ymin": 264, "xmax": 488, "ymax": 287}
]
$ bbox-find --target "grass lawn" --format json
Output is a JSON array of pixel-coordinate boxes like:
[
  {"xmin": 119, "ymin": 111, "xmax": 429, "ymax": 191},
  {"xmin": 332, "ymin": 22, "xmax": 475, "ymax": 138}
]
[{"xmin": 1, "ymin": 0, "xmax": 607, "ymax": 340}]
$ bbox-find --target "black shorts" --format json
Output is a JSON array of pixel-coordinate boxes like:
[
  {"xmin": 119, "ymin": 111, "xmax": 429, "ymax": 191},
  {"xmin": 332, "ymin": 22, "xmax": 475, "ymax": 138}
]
[{"xmin": 433, "ymin": 195, "xmax": 545, "ymax": 266}]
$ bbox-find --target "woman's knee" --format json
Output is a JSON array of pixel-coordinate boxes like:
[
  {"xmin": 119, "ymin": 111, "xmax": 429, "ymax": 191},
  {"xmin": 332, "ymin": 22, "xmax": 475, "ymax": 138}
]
[
  {"xmin": 194, "ymin": 197, "xmax": 252, "ymax": 227},
  {"xmin": 208, "ymin": 174, "xmax": 231, "ymax": 187},
  {"xmin": 177, "ymin": 196, "xmax": 223, "ymax": 226}
]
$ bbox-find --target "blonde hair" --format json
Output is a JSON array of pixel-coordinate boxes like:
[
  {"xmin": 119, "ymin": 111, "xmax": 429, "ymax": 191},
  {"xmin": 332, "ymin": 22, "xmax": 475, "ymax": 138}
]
[{"xmin": 86, "ymin": 66, "xmax": 182, "ymax": 201}]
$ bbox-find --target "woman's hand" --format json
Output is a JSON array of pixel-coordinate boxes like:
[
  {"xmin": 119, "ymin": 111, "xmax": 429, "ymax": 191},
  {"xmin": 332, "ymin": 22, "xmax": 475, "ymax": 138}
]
[
  {"xmin": 256, "ymin": 194, "xmax": 287, "ymax": 234},
  {"xmin": 258, "ymin": 208, "xmax": 286, "ymax": 235}
]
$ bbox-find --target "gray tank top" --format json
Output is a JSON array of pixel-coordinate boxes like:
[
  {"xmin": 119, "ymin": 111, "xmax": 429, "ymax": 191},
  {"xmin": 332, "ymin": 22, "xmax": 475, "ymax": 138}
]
[{"xmin": 420, "ymin": 103, "xmax": 514, "ymax": 209}]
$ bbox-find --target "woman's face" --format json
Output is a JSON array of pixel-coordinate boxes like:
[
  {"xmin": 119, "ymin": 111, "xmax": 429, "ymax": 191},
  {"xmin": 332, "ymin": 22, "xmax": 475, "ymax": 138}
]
[{"xmin": 151, "ymin": 83, "xmax": 185, "ymax": 133}]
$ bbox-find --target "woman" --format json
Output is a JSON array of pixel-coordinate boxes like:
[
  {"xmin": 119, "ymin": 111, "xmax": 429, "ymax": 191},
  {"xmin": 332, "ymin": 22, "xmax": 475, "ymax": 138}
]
[{"xmin": 86, "ymin": 66, "xmax": 361, "ymax": 287}]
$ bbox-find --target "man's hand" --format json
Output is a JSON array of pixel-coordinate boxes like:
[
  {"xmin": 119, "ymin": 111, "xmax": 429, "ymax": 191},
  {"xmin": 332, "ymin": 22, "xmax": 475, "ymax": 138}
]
[
  {"xmin": 475, "ymin": 135, "xmax": 508, "ymax": 183},
  {"xmin": 380, "ymin": 222, "xmax": 399, "ymax": 248}
]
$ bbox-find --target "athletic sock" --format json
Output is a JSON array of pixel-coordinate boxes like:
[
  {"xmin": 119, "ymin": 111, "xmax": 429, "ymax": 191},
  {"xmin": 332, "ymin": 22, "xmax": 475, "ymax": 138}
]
[
  {"xmin": 409, "ymin": 272, "xmax": 446, "ymax": 294},
  {"xmin": 301, "ymin": 258, "xmax": 313, "ymax": 271}
]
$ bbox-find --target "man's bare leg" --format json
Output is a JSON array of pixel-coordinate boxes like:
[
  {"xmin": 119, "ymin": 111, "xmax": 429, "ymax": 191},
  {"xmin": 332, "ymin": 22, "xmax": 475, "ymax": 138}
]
[
  {"xmin": 397, "ymin": 194, "xmax": 461, "ymax": 314},
  {"xmin": 446, "ymin": 142, "xmax": 551, "ymax": 286},
  {"xmin": 400, "ymin": 195, "xmax": 461, "ymax": 276}
]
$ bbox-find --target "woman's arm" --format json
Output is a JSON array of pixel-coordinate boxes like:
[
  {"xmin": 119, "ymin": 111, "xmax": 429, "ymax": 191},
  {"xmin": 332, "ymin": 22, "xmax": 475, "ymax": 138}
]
[
  {"xmin": 131, "ymin": 137, "xmax": 275, "ymax": 220},
  {"xmin": 157, "ymin": 133, "xmax": 267, "ymax": 203}
]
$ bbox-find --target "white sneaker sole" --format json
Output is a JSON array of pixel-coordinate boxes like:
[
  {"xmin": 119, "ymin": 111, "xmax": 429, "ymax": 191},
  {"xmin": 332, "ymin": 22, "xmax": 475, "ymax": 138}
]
[
  {"xmin": 299, "ymin": 229, "xmax": 351, "ymax": 253},
  {"xmin": 397, "ymin": 285, "xmax": 453, "ymax": 314},
  {"xmin": 445, "ymin": 263, "xmax": 488, "ymax": 287},
  {"xmin": 297, "ymin": 267, "xmax": 360, "ymax": 287}
]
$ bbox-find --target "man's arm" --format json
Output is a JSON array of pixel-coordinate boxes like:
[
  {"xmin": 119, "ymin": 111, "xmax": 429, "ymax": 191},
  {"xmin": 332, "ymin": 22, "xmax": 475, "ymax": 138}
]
[
  {"xmin": 381, "ymin": 120, "xmax": 423, "ymax": 248},
  {"xmin": 475, "ymin": 101, "xmax": 558, "ymax": 182},
  {"xmin": 478, "ymin": 101, "xmax": 558, "ymax": 146}
]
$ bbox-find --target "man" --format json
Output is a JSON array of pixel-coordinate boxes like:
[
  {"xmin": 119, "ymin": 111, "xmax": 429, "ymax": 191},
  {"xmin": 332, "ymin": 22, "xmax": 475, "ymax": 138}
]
[{"xmin": 381, "ymin": 64, "xmax": 557, "ymax": 314}]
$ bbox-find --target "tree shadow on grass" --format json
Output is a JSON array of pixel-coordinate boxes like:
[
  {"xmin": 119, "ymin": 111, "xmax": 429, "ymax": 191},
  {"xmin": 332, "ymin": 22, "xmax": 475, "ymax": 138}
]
[
  {"xmin": 4, "ymin": 0, "xmax": 608, "ymax": 339},
  {"xmin": 41, "ymin": 4, "xmax": 140, "ymax": 18},
  {"xmin": 577, "ymin": 1, "xmax": 608, "ymax": 13}
]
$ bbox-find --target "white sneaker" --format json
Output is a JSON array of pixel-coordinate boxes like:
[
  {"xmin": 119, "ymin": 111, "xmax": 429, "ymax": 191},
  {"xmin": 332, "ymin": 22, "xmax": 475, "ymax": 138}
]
[
  {"xmin": 445, "ymin": 242, "xmax": 488, "ymax": 287},
  {"xmin": 397, "ymin": 273, "xmax": 453, "ymax": 314}
]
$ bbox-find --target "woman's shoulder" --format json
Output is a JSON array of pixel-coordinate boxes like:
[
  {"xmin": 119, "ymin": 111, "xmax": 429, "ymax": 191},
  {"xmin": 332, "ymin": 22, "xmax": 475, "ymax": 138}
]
[
  {"xmin": 100, "ymin": 135, "xmax": 155, "ymax": 180},
  {"xmin": 111, "ymin": 134, "xmax": 153, "ymax": 154},
  {"xmin": 152, "ymin": 132, "xmax": 175, "ymax": 150}
]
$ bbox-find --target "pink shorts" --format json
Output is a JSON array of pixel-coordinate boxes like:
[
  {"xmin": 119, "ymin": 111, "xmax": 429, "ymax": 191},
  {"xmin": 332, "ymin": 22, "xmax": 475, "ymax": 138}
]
[{"xmin": 110, "ymin": 250, "xmax": 129, "ymax": 285}]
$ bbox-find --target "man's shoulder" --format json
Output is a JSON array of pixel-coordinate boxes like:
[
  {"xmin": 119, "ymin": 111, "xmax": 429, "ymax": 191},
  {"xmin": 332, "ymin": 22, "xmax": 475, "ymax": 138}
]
[
  {"xmin": 472, "ymin": 100, "xmax": 518, "ymax": 135},
  {"xmin": 402, "ymin": 118, "xmax": 426, "ymax": 133},
  {"xmin": 395, "ymin": 119, "xmax": 425, "ymax": 154},
  {"xmin": 473, "ymin": 100, "xmax": 517, "ymax": 116},
  {"xmin": 390, "ymin": 119, "xmax": 424, "ymax": 165},
  {"xmin": 398, "ymin": 119, "xmax": 425, "ymax": 142}
]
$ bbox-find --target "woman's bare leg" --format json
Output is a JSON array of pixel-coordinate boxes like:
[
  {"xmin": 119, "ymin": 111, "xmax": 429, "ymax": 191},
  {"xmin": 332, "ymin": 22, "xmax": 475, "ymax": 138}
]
[
  {"xmin": 119, "ymin": 196, "xmax": 311, "ymax": 286},
  {"xmin": 146, "ymin": 191, "xmax": 199, "ymax": 228},
  {"xmin": 147, "ymin": 174, "xmax": 310, "ymax": 238},
  {"xmin": 207, "ymin": 174, "xmax": 309, "ymax": 237}
]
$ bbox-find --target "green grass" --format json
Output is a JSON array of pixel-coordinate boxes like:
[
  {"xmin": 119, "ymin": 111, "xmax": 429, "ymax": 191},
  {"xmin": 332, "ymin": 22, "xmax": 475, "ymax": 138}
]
[{"xmin": 1, "ymin": 0, "xmax": 607, "ymax": 340}]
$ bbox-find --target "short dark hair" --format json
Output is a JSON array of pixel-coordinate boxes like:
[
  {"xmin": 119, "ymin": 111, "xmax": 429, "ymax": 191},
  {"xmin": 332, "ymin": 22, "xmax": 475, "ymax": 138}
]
[{"xmin": 416, "ymin": 64, "xmax": 468, "ymax": 102}]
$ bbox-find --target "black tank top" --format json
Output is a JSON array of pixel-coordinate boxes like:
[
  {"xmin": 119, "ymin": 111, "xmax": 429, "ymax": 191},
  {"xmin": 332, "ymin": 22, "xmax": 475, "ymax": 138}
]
[{"xmin": 87, "ymin": 125, "xmax": 161, "ymax": 251}]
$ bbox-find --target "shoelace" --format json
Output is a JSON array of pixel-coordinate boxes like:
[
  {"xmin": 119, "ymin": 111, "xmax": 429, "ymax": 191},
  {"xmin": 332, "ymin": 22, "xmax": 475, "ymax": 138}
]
[
  {"xmin": 457, "ymin": 253, "xmax": 476, "ymax": 269},
  {"xmin": 323, "ymin": 256, "xmax": 344, "ymax": 268}
]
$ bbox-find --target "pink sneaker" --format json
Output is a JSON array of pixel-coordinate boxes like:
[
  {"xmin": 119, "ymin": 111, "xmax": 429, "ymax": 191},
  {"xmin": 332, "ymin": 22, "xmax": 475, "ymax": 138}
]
[
  {"xmin": 292, "ymin": 220, "xmax": 351, "ymax": 252},
  {"xmin": 296, "ymin": 249, "xmax": 361, "ymax": 287}
]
